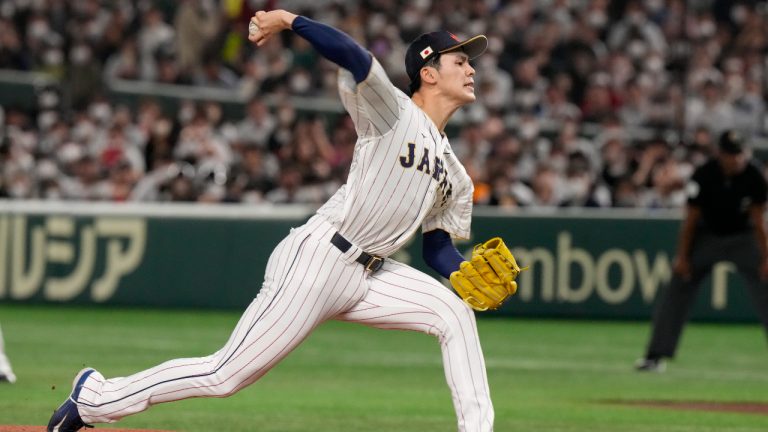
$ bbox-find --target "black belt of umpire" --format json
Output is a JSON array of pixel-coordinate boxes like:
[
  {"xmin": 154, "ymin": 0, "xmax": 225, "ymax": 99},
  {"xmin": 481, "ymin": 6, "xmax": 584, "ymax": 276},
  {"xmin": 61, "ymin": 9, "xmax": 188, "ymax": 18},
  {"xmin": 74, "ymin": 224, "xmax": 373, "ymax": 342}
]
[{"xmin": 330, "ymin": 232, "xmax": 384, "ymax": 273}]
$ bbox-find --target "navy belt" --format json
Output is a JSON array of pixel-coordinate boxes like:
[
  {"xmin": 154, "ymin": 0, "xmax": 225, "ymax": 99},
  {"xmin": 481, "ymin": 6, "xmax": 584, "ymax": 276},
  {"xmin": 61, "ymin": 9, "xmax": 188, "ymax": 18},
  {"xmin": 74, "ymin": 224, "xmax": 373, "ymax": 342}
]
[{"xmin": 330, "ymin": 232, "xmax": 384, "ymax": 273}]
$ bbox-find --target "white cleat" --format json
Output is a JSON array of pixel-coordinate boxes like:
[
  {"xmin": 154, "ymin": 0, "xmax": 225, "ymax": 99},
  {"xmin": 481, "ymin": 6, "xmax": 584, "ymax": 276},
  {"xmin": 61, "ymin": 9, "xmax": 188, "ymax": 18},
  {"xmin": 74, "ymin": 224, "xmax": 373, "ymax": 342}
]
[{"xmin": 0, "ymin": 355, "xmax": 16, "ymax": 383}]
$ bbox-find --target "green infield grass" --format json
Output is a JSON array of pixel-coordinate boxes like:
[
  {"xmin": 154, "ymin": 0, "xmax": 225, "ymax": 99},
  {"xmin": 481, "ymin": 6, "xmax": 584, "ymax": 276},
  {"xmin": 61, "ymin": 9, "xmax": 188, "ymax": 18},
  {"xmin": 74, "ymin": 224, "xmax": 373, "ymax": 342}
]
[{"xmin": 0, "ymin": 304, "xmax": 766, "ymax": 431}]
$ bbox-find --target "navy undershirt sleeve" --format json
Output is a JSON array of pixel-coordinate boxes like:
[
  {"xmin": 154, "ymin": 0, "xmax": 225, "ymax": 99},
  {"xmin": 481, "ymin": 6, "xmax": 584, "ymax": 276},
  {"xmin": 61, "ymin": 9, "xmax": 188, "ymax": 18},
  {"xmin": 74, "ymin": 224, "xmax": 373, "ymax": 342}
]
[
  {"xmin": 292, "ymin": 16, "xmax": 372, "ymax": 83},
  {"xmin": 423, "ymin": 229, "xmax": 466, "ymax": 279}
]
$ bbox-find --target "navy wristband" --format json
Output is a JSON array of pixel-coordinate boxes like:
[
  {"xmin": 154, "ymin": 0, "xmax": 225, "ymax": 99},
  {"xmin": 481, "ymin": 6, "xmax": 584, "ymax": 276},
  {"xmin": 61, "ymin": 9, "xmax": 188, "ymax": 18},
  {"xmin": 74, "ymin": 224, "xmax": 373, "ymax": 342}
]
[{"xmin": 423, "ymin": 230, "xmax": 465, "ymax": 279}]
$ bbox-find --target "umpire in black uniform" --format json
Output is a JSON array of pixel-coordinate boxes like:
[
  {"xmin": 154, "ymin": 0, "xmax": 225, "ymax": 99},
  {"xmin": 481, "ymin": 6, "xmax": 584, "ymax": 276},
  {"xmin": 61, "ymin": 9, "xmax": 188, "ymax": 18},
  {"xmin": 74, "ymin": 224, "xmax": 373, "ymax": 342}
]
[{"xmin": 636, "ymin": 130, "xmax": 768, "ymax": 371}]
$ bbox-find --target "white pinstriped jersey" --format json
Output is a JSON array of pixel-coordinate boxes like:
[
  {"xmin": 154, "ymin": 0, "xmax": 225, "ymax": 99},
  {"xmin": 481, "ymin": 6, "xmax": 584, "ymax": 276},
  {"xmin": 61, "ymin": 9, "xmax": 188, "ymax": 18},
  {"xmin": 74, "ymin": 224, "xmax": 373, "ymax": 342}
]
[
  {"xmin": 317, "ymin": 58, "xmax": 474, "ymax": 257},
  {"xmin": 68, "ymin": 42, "xmax": 493, "ymax": 432}
]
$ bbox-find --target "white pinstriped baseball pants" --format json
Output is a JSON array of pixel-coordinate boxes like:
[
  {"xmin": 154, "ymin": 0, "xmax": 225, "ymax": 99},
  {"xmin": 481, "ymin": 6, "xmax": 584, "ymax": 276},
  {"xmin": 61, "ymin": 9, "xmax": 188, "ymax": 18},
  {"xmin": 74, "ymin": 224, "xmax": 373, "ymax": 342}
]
[{"xmin": 77, "ymin": 216, "xmax": 494, "ymax": 432}]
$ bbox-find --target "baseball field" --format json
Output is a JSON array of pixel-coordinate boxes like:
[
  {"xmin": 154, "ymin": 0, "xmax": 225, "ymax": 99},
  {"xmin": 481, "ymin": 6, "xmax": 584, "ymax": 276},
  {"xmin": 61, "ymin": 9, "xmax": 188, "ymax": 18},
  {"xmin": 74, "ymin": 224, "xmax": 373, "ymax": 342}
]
[{"xmin": 0, "ymin": 304, "xmax": 766, "ymax": 432}]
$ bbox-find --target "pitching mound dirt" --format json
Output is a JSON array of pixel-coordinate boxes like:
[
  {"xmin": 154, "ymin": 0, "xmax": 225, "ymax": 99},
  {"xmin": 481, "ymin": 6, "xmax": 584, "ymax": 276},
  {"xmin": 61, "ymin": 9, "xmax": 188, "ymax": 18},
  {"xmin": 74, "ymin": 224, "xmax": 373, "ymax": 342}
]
[{"xmin": 610, "ymin": 400, "xmax": 768, "ymax": 415}]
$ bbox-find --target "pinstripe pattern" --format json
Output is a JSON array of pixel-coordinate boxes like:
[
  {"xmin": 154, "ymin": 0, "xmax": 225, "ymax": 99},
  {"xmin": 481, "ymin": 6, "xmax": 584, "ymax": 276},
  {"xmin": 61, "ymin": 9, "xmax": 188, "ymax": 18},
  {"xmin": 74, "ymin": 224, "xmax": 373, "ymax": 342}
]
[
  {"xmin": 336, "ymin": 260, "xmax": 493, "ymax": 432},
  {"xmin": 73, "ymin": 55, "xmax": 493, "ymax": 432},
  {"xmin": 319, "ymin": 59, "xmax": 474, "ymax": 256},
  {"xmin": 77, "ymin": 217, "xmax": 369, "ymax": 423}
]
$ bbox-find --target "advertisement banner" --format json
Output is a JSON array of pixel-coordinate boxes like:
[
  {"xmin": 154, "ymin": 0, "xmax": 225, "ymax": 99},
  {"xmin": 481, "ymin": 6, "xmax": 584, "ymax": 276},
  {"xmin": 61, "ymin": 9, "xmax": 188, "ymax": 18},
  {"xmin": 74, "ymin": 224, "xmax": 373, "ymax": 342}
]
[{"xmin": 0, "ymin": 204, "xmax": 759, "ymax": 322}]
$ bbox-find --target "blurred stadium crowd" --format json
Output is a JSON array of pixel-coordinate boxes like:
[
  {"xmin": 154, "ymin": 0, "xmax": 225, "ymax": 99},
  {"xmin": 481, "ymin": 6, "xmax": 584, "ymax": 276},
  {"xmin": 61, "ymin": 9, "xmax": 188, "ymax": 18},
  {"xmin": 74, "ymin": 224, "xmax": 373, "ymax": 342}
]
[{"xmin": 0, "ymin": 0, "xmax": 767, "ymax": 207}]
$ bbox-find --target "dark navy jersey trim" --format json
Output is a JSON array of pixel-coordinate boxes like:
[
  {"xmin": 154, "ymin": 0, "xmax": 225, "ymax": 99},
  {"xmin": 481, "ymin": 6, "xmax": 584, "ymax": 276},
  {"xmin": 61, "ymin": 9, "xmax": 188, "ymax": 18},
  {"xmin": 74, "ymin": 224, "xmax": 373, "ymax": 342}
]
[{"xmin": 72, "ymin": 369, "xmax": 95, "ymax": 401}]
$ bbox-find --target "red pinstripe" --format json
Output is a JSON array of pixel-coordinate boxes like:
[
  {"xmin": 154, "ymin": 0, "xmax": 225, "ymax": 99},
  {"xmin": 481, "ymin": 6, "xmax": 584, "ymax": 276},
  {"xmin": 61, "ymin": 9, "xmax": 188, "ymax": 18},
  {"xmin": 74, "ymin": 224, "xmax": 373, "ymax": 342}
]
[
  {"xmin": 361, "ymin": 285, "xmax": 475, "ymax": 428},
  {"xmin": 335, "ymin": 262, "xmax": 493, "ymax": 432}
]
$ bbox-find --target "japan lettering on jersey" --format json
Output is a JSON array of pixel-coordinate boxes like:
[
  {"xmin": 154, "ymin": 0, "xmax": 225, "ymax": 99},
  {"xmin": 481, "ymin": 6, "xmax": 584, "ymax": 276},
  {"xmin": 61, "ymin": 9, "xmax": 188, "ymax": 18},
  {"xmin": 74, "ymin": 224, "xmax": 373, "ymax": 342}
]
[{"xmin": 316, "ymin": 58, "xmax": 473, "ymax": 257}]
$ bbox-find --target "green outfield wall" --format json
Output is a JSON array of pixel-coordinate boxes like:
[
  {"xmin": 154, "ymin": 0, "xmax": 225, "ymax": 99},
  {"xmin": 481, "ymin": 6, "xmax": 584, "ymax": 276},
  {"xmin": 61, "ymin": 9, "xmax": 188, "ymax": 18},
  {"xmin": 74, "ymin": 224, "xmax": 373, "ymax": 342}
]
[{"xmin": 0, "ymin": 202, "xmax": 761, "ymax": 322}]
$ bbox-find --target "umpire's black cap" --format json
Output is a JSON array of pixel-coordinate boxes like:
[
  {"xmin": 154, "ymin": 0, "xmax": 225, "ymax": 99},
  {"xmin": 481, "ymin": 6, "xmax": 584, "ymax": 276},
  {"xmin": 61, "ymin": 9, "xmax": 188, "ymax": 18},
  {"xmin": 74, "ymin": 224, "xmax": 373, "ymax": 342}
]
[
  {"xmin": 405, "ymin": 31, "xmax": 488, "ymax": 93},
  {"xmin": 718, "ymin": 129, "xmax": 747, "ymax": 154}
]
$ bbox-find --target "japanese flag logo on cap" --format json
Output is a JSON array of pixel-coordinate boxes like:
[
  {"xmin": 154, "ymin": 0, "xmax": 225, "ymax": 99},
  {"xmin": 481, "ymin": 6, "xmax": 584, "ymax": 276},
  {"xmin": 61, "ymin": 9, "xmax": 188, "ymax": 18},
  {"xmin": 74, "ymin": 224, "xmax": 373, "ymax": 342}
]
[{"xmin": 420, "ymin": 46, "xmax": 433, "ymax": 59}]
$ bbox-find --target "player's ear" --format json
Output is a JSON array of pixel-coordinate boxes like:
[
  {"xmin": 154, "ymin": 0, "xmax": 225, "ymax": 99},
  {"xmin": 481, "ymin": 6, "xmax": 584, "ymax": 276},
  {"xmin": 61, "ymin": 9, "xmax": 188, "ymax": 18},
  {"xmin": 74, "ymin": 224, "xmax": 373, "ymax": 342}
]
[{"xmin": 420, "ymin": 66, "xmax": 437, "ymax": 86}]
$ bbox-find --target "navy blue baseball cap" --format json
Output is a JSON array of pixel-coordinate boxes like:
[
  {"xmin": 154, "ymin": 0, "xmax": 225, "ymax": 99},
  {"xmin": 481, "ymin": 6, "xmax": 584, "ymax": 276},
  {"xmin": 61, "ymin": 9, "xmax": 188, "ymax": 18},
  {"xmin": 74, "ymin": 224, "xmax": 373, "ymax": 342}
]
[{"xmin": 405, "ymin": 31, "xmax": 488, "ymax": 92}]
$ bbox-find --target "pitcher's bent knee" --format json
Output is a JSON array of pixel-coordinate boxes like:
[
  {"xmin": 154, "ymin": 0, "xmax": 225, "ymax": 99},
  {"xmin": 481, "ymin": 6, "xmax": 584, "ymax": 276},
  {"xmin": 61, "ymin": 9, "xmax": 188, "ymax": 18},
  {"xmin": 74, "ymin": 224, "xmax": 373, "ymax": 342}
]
[{"xmin": 433, "ymin": 302, "xmax": 478, "ymax": 343}]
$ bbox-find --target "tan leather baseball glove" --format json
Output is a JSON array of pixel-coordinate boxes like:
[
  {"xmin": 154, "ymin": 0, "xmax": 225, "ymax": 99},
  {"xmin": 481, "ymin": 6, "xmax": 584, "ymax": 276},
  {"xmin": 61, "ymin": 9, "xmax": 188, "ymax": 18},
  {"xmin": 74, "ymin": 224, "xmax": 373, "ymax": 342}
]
[{"xmin": 449, "ymin": 237, "xmax": 526, "ymax": 311}]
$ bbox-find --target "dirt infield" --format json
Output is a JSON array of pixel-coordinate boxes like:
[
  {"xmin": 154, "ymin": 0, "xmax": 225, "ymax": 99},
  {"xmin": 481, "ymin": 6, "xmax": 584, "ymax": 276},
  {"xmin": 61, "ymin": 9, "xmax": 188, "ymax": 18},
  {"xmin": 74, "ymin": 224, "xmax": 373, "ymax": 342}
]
[
  {"xmin": 610, "ymin": 400, "xmax": 768, "ymax": 415},
  {"xmin": 0, "ymin": 428, "xmax": 174, "ymax": 432}
]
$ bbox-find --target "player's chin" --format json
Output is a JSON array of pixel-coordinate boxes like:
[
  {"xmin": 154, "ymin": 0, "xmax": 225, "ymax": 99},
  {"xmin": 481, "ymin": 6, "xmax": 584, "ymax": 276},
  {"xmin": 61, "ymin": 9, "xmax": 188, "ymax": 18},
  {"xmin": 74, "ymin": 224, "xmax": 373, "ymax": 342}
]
[{"xmin": 460, "ymin": 88, "xmax": 477, "ymax": 103}]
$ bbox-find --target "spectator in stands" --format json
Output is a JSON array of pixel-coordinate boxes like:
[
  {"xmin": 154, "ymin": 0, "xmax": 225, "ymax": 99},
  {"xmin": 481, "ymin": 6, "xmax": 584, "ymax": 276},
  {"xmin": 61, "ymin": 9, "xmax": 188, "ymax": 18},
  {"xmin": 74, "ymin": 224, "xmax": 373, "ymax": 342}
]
[
  {"xmin": 529, "ymin": 163, "xmax": 565, "ymax": 208},
  {"xmin": 59, "ymin": 153, "xmax": 102, "ymax": 200},
  {"xmin": 101, "ymin": 160, "xmax": 138, "ymax": 201},
  {"xmin": 612, "ymin": 176, "xmax": 640, "ymax": 208},
  {"xmin": 137, "ymin": 7, "xmax": 175, "ymax": 67},
  {"xmin": 237, "ymin": 99, "xmax": 276, "ymax": 149},
  {"xmin": 637, "ymin": 156, "xmax": 688, "ymax": 209},
  {"xmin": 607, "ymin": 1, "xmax": 668, "ymax": 59},
  {"xmin": 237, "ymin": 144, "xmax": 276, "ymax": 191},
  {"xmin": 732, "ymin": 78, "xmax": 766, "ymax": 136},
  {"xmin": 155, "ymin": 50, "xmax": 191, "ymax": 85},
  {"xmin": 96, "ymin": 123, "xmax": 145, "ymax": 175},
  {"xmin": 67, "ymin": 43, "xmax": 103, "ymax": 109},
  {"xmin": 581, "ymin": 75, "xmax": 618, "ymax": 123},
  {"xmin": 452, "ymin": 121, "xmax": 491, "ymax": 179},
  {"xmin": 326, "ymin": 115, "xmax": 356, "ymax": 182},
  {"xmin": 561, "ymin": 151, "xmax": 610, "ymax": 207},
  {"xmin": 600, "ymin": 137, "xmax": 632, "ymax": 192},
  {"xmin": 541, "ymin": 83, "xmax": 581, "ymax": 122},
  {"xmin": 164, "ymin": 172, "xmax": 197, "ymax": 202},
  {"xmin": 0, "ymin": 19, "xmax": 26, "ymax": 69},
  {"xmin": 175, "ymin": 108, "xmax": 232, "ymax": 169},
  {"xmin": 174, "ymin": 0, "xmax": 221, "ymax": 76},
  {"xmin": 264, "ymin": 163, "xmax": 304, "ymax": 204},
  {"xmin": 103, "ymin": 38, "xmax": 142, "ymax": 81},
  {"xmin": 685, "ymin": 77, "xmax": 735, "ymax": 136},
  {"xmin": 285, "ymin": 117, "xmax": 334, "ymax": 185},
  {"xmin": 0, "ymin": 0, "xmax": 765, "ymax": 208},
  {"xmin": 619, "ymin": 78, "xmax": 651, "ymax": 128},
  {"xmin": 194, "ymin": 52, "xmax": 239, "ymax": 88}
]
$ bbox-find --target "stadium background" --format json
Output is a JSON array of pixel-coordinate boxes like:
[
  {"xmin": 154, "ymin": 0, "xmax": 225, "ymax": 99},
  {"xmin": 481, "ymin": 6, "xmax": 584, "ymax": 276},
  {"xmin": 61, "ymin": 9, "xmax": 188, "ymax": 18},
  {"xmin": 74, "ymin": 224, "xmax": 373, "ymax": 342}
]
[
  {"xmin": 1, "ymin": 1, "xmax": 768, "ymax": 431},
  {"xmin": 1, "ymin": 0, "xmax": 766, "ymax": 320},
  {"xmin": 1, "ymin": 0, "xmax": 767, "ymax": 207}
]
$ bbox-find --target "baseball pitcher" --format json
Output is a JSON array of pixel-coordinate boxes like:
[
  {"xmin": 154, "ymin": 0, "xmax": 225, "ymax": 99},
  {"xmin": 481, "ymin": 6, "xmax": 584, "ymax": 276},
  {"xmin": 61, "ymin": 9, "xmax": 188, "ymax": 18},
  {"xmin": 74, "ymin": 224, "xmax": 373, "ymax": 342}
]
[{"xmin": 48, "ymin": 9, "xmax": 523, "ymax": 432}]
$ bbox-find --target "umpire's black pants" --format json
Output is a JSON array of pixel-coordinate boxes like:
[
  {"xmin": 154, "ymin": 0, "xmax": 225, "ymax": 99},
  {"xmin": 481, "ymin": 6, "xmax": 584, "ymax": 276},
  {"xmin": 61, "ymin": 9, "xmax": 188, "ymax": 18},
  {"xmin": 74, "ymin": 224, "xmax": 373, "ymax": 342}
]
[{"xmin": 646, "ymin": 231, "xmax": 768, "ymax": 358}]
